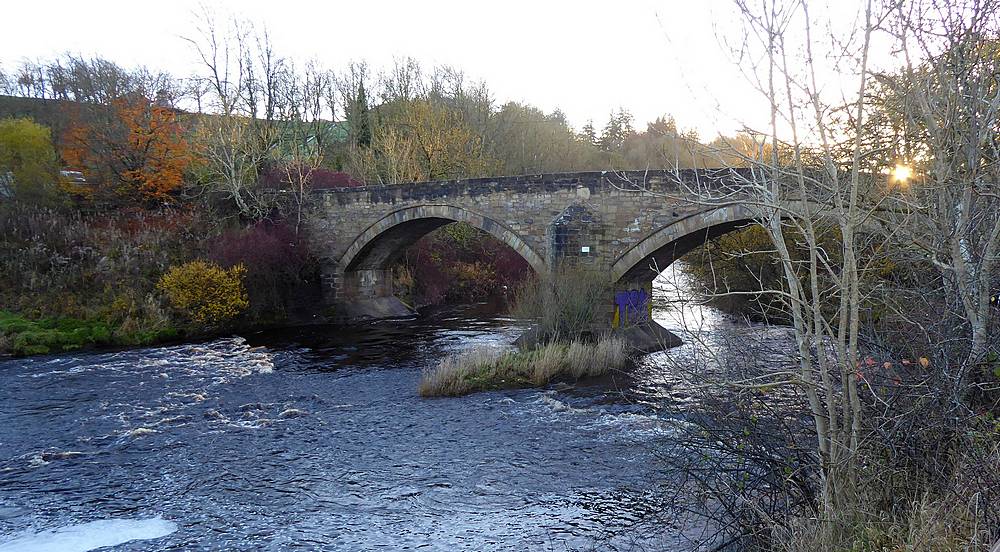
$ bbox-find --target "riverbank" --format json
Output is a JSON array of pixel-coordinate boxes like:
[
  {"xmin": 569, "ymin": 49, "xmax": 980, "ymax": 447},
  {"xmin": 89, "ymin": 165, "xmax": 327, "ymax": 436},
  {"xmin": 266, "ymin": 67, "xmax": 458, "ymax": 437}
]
[
  {"xmin": 0, "ymin": 202, "xmax": 326, "ymax": 360},
  {"xmin": 0, "ymin": 308, "xmax": 325, "ymax": 358},
  {"xmin": 0, "ymin": 311, "xmax": 178, "ymax": 357}
]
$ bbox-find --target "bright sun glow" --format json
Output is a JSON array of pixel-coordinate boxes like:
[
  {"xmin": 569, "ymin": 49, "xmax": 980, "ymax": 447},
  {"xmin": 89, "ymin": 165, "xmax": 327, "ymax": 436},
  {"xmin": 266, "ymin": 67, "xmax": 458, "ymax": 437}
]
[{"xmin": 892, "ymin": 164, "xmax": 913, "ymax": 182}]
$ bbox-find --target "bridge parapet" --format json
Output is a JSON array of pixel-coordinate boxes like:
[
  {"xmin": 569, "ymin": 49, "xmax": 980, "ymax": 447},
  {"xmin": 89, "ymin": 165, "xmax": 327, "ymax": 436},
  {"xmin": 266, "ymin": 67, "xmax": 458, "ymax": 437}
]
[{"xmin": 313, "ymin": 168, "xmax": 754, "ymax": 205}]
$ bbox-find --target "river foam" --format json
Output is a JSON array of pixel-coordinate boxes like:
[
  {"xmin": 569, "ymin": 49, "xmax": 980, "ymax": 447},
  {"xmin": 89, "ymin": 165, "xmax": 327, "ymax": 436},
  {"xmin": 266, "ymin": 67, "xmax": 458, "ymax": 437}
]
[{"xmin": 0, "ymin": 517, "xmax": 177, "ymax": 551}]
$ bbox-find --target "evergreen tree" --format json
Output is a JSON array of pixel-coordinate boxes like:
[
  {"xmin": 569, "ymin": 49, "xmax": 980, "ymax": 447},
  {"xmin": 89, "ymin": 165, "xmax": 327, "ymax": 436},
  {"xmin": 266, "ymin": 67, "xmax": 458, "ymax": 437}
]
[
  {"xmin": 580, "ymin": 120, "xmax": 597, "ymax": 147},
  {"xmin": 598, "ymin": 108, "xmax": 634, "ymax": 152},
  {"xmin": 353, "ymin": 81, "xmax": 372, "ymax": 148},
  {"xmin": 351, "ymin": 82, "xmax": 372, "ymax": 148}
]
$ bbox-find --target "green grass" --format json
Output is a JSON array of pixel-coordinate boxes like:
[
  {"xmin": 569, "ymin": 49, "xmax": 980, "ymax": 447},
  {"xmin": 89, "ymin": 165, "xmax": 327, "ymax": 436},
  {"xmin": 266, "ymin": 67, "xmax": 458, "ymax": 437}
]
[
  {"xmin": 419, "ymin": 336, "xmax": 630, "ymax": 397},
  {"xmin": 0, "ymin": 311, "xmax": 177, "ymax": 356}
]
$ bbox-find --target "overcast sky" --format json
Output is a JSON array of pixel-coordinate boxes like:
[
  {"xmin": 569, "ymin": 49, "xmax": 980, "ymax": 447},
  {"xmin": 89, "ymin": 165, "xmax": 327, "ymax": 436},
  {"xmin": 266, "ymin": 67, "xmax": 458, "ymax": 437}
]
[{"xmin": 1, "ymin": 0, "xmax": 878, "ymax": 139}]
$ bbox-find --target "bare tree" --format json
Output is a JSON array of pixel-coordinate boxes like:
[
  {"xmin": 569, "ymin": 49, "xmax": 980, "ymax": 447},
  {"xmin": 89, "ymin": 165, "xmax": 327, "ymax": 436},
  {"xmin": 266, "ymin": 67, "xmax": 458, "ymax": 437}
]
[
  {"xmin": 183, "ymin": 9, "xmax": 282, "ymax": 219},
  {"xmin": 664, "ymin": 0, "xmax": 883, "ymax": 516},
  {"xmin": 380, "ymin": 56, "xmax": 424, "ymax": 104},
  {"xmin": 876, "ymin": 0, "xmax": 1000, "ymax": 400},
  {"xmin": 651, "ymin": 0, "xmax": 1000, "ymax": 547},
  {"xmin": 278, "ymin": 60, "xmax": 328, "ymax": 235},
  {"xmin": 0, "ymin": 63, "xmax": 11, "ymax": 95}
]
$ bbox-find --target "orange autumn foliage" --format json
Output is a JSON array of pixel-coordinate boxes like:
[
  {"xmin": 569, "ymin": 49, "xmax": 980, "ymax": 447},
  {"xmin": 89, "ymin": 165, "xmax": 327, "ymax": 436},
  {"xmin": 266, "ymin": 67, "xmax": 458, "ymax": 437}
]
[
  {"xmin": 59, "ymin": 113, "xmax": 88, "ymax": 171},
  {"xmin": 61, "ymin": 95, "xmax": 192, "ymax": 201}
]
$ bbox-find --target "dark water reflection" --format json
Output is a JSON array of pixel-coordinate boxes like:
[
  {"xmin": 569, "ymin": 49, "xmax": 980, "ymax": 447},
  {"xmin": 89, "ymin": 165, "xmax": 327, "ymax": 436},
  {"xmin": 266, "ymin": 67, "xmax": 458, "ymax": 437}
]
[{"xmin": 0, "ymin": 271, "xmax": 786, "ymax": 551}]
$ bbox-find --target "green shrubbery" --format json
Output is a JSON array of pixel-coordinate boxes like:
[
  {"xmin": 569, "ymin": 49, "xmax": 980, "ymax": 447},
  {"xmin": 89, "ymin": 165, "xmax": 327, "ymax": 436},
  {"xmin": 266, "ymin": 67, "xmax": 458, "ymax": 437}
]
[
  {"xmin": 0, "ymin": 311, "xmax": 112, "ymax": 356},
  {"xmin": 0, "ymin": 196, "xmax": 325, "ymax": 356},
  {"xmin": 683, "ymin": 225, "xmax": 906, "ymax": 329},
  {"xmin": 0, "ymin": 202, "xmax": 210, "ymax": 355},
  {"xmin": 0, "ymin": 117, "xmax": 63, "ymax": 206},
  {"xmin": 393, "ymin": 222, "xmax": 531, "ymax": 307},
  {"xmin": 0, "ymin": 310, "xmax": 181, "ymax": 357},
  {"xmin": 681, "ymin": 226, "xmax": 786, "ymax": 321}
]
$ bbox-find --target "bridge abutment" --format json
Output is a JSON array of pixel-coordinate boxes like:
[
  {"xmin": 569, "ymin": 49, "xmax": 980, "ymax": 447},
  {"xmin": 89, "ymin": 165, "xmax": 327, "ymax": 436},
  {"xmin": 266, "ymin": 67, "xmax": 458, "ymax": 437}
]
[
  {"xmin": 325, "ymin": 267, "xmax": 415, "ymax": 322},
  {"xmin": 610, "ymin": 278, "xmax": 682, "ymax": 352}
]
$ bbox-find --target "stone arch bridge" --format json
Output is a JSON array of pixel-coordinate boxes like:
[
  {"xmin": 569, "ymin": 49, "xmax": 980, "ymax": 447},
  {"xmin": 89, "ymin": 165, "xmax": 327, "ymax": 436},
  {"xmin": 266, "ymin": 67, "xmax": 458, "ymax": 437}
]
[{"xmin": 306, "ymin": 169, "xmax": 762, "ymax": 349}]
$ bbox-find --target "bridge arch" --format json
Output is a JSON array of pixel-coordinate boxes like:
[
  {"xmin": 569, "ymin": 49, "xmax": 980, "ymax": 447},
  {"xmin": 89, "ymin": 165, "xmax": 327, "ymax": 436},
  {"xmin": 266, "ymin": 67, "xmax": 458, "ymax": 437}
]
[
  {"xmin": 611, "ymin": 204, "xmax": 759, "ymax": 284},
  {"xmin": 340, "ymin": 204, "xmax": 547, "ymax": 276}
]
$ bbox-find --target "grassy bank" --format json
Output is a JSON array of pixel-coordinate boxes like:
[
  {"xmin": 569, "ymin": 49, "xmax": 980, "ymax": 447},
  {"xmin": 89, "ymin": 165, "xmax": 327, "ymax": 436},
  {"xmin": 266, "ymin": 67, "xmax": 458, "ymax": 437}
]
[
  {"xmin": 0, "ymin": 311, "xmax": 179, "ymax": 357},
  {"xmin": 419, "ymin": 336, "xmax": 629, "ymax": 397},
  {"xmin": 0, "ymin": 201, "xmax": 320, "ymax": 358}
]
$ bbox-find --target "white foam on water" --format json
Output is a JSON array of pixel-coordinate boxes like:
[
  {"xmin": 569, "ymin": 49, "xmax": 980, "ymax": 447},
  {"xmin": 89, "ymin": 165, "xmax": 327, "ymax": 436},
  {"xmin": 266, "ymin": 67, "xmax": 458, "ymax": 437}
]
[
  {"xmin": 0, "ymin": 516, "xmax": 177, "ymax": 552},
  {"xmin": 536, "ymin": 392, "xmax": 589, "ymax": 415}
]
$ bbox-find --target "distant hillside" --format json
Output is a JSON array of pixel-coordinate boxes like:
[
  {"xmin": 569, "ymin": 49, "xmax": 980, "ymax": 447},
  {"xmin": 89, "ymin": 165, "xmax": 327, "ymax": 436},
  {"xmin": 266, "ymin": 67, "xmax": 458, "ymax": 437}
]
[
  {"xmin": 0, "ymin": 95, "xmax": 76, "ymax": 137},
  {"xmin": 1, "ymin": 94, "xmax": 349, "ymax": 151}
]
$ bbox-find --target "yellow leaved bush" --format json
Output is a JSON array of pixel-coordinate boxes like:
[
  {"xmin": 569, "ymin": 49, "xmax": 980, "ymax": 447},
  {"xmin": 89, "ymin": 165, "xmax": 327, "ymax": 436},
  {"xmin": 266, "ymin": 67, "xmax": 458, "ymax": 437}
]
[{"xmin": 157, "ymin": 261, "xmax": 249, "ymax": 326}]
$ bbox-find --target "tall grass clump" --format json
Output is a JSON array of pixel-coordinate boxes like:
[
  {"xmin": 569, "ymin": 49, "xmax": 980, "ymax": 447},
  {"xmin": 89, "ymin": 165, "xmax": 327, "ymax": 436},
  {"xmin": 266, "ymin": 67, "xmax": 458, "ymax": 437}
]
[
  {"xmin": 419, "ymin": 336, "xmax": 629, "ymax": 397},
  {"xmin": 776, "ymin": 495, "xmax": 994, "ymax": 552},
  {"xmin": 564, "ymin": 336, "xmax": 629, "ymax": 379},
  {"xmin": 513, "ymin": 263, "xmax": 611, "ymax": 342},
  {"xmin": 417, "ymin": 346, "xmax": 505, "ymax": 397}
]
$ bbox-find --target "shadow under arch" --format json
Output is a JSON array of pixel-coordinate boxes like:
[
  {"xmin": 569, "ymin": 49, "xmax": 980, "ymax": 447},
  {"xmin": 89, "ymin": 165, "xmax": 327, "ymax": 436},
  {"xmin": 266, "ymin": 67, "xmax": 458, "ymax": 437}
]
[
  {"xmin": 341, "ymin": 204, "xmax": 547, "ymax": 276},
  {"xmin": 611, "ymin": 204, "xmax": 759, "ymax": 284}
]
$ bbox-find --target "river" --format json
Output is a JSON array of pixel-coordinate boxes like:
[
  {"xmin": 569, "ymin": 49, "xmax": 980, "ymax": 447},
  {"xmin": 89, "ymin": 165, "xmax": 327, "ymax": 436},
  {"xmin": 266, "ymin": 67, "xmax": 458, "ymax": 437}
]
[{"xmin": 0, "ymin": 268, "xmax": 777, "ymax": 551}]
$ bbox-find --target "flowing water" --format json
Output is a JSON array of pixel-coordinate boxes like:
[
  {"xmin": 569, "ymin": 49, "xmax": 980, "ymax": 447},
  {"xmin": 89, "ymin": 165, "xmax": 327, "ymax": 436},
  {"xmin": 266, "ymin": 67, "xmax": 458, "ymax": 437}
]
[{"xmin": 0, "ymin": 269, "xmax": 787, "ymax": 551}]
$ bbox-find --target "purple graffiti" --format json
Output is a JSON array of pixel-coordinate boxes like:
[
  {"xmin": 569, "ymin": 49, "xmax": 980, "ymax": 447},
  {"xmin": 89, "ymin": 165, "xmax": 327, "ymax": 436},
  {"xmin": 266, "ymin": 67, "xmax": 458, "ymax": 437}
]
[{"xmin": 615, "ymin": 288, "xmax": 649, "ymax": 324}]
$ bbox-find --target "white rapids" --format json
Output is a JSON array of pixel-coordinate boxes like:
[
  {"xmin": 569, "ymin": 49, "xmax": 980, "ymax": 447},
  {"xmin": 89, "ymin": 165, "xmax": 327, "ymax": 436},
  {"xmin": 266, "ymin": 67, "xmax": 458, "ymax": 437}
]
[{"xmin": 0, "ymin": 517, "xmax": 177, "ymax": 552}]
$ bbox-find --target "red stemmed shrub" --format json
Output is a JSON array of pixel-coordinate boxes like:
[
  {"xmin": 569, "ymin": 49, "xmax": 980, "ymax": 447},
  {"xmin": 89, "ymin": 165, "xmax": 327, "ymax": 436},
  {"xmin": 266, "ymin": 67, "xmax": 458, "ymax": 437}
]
[
  {"xmin": 209, "ymin": 220, "xmax": 311, "ymax": 321},
  {"xmin": 310, "ymin": 168, "xmax": 363, "ymax": 189},
  {"xmin": 259, "ymin": 164, "xmax": 363, "ymax": 190},
  {"xmin": 397, "ymin": 223, "xmax": 531, "ymax": 307}
]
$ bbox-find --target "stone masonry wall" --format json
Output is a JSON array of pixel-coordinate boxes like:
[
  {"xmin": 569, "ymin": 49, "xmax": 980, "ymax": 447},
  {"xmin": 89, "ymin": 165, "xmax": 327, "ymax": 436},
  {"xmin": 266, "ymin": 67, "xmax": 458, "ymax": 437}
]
[{"xmin": 306, "ymin": 169, "xmax": 747, "ymax": 277}]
